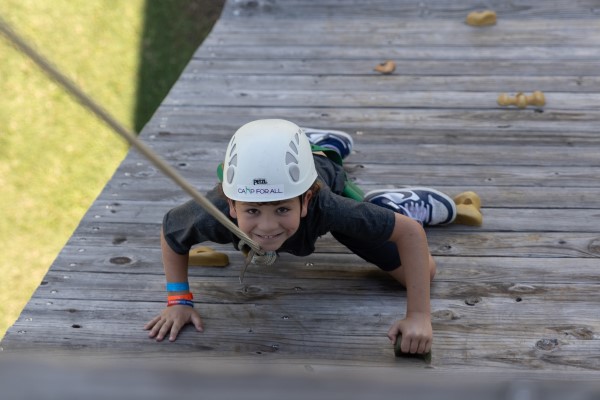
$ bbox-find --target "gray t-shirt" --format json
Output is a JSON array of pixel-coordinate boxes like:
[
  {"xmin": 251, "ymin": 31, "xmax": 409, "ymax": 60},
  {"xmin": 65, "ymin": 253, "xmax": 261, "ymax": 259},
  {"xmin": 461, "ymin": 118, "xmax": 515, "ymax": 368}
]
[{"xmin": 162, "ymin": 155, "xmax": 396, "ymax": 261}]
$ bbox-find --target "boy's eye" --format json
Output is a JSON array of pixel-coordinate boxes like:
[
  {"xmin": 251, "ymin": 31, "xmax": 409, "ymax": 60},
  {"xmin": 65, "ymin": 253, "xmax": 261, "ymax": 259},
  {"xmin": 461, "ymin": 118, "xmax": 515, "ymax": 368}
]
[
  {"xmin": 245, "ymin": 208, "xmax": 259, "ymax": 215},
  {"xmin": 276, "ymin": 207, "xmax": 290, "ymax": 214}
]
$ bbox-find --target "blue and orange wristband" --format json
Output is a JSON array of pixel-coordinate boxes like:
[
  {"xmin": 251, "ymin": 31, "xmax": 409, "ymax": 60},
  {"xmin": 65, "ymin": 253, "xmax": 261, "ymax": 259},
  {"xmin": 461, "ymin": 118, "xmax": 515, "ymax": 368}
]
[{"xmin": 166, "ymin": 282, "xmax": 193, "ymax": 307}]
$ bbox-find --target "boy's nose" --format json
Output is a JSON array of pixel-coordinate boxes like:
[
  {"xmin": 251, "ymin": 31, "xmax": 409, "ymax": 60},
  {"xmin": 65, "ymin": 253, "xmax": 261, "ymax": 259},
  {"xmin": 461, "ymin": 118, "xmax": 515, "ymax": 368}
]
[{"xmin": 257, "ymin": 215, "xmax": 278, "ymax": 231}]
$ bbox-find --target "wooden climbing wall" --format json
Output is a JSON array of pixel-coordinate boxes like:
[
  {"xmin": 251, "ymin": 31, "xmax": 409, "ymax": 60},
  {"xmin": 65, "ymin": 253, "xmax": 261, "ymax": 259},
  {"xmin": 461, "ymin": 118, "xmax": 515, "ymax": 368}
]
[{"xmin": 2, "ymin": 0, "xmax": 599, "ymax": 392}]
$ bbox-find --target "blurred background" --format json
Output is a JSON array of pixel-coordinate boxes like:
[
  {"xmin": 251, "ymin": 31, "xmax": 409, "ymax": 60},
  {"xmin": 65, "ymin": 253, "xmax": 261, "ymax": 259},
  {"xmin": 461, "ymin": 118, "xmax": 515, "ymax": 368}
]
[{"xmin": 0, "ymin": 0, "xmax": 224, "ymax": 339}]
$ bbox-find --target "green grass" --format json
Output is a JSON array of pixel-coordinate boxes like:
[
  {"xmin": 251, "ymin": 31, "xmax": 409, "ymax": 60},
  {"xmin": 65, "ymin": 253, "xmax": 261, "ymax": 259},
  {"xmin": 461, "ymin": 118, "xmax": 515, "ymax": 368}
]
[{"xmin": 0, "ymin": 0, "xmax": 223, "ymax": 340}]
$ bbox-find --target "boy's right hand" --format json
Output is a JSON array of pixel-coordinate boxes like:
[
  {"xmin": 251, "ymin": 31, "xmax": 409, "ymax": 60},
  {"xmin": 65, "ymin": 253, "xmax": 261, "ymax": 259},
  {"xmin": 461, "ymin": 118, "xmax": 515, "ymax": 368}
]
[{"xmin": 144, "ymin": 305, "xmax": 203, "ymax": 342}]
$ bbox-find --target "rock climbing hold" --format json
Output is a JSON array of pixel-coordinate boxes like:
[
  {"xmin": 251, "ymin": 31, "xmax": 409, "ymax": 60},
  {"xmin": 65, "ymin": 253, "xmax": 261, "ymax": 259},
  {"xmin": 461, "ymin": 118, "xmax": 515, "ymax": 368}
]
[
  {"xmin": 453, "ymin": 191, "xmax": 483, "ymax": 226},
  {"xmin": 374, "ymin": 60, "xmax": 396, "ymax": 75},
  {"xmin": 466, "ymin": 10, "xmax": 497, "ymax": 26},
  {"xmin": 188, "ymin": 246, "xmax": 229, "ymax": 267},
  {"xmin": 497, "ymin": 91, "xmax": 546, "ymax": 109}
]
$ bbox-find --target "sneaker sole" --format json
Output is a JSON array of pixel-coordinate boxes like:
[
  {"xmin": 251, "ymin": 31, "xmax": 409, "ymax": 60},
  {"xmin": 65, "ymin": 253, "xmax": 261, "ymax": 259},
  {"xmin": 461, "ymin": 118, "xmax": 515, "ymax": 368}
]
[{"xmin": 364, "ymin": 187, "xmax": 457, "ymax": 224}]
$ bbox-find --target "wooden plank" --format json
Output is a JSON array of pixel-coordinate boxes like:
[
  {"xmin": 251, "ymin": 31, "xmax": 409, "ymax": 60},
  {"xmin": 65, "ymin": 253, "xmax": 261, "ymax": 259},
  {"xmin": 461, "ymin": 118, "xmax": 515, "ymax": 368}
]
[
  {"xmin": 210, "ymin": 21, "xmax": 599, "ymax": 37},
  {"xmin": 199, "ymin": 44, "xmax": 600, "ymax": 62},
  {"xmin": 146, "ymin": 106, "xmax": 600, "ymax": 134},
  {"xmin": 176, "ymin": 73, "xmax": 600, "ymax": 94},
  {"xmin": 39, "ymin": 235, "xmax": 600, "ymax": 279},
  {"xmin": 185, "ymin": 58, "xmax": 600, "ymax": 77},
  {"xmin": 138, "ymin": 137, "xmax": 600, "ymax": 167},
  {"xmin": 213, "ymin": 16, "xmax": 600, "ymax": 31},
  {"xmin": 138, "ymin": 125, "xmax": 600, "ymax": 148},
  {"xmin": 138, "ymin": 137, "xmax": 598, "ymax": 163},
  {"xmin": 207, "ymin": 24, "xmax": 600, "ymax": 48},
  {"xmin": 221, "ymin": 1, "xmax": 600, "ymax": 20},
  {"xmin": 164, "ymin": 89, "xmax": 600, "ymax": 111}
]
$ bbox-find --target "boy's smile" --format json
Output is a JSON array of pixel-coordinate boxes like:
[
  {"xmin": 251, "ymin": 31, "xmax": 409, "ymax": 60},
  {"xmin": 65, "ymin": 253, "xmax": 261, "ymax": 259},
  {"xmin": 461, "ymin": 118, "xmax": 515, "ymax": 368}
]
[{"xmin": 228, "ymin": 193, "xmax": 312, "ymax": 251}]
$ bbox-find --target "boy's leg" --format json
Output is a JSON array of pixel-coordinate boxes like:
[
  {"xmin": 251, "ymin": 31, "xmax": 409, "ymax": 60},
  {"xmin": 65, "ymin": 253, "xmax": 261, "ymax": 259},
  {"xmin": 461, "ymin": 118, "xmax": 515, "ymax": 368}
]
[
  {"xmin": 304, "ymin": 127, "xmax": 365, "ymax": 200},
  {"xmin": 302, "ymin": 127, "xmax": 354, "ymax": 160},
  {"xmin": 303, "ymin": 128, "xmax": 456, "ymax": 225},
  {"xmin": 364, "ymin": 187, "xmax": 457, "ymax": 226}
]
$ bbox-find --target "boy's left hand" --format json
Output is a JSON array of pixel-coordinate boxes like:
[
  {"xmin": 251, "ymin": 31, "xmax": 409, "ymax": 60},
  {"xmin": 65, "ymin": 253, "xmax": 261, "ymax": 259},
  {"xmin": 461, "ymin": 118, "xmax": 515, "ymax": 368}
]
[{"xmin": 387, "ymin": 312, "xmax": 432, "ymax": 354}]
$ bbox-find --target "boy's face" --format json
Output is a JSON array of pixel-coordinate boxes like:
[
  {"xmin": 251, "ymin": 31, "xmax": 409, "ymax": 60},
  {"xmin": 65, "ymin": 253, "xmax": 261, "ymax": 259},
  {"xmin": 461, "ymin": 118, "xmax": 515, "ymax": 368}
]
[{"xmin": 228, "ymin": 192, "xmax": 312, "ymax": 252}]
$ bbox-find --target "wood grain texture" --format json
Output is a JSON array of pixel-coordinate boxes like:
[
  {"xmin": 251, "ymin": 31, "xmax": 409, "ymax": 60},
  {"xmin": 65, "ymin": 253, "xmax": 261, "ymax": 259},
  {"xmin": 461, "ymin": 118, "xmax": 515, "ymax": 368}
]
[{"xmin": 2, "ymin": 0, "xmax": 599, "ymax": 381}]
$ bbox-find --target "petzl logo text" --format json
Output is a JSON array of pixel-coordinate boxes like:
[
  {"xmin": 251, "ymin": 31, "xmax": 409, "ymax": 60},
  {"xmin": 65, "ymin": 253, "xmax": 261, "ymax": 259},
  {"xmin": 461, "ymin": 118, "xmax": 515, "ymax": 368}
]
[{"xmin": 253, "ymin": 178, "xmax": 267, "ymax": 185}]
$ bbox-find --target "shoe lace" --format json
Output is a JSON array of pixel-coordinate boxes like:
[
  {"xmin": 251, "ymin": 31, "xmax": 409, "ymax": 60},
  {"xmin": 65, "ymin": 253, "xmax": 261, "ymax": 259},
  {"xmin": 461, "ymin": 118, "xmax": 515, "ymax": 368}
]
[{"xmin": 397, "ymin": 200, "xmax": 431, "ymax": 225}]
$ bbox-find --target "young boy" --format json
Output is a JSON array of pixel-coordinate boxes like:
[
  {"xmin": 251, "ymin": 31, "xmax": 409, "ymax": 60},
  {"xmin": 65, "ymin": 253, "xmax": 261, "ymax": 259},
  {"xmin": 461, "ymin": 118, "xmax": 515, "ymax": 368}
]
[{"xmin": 145, "ymin": 119, "xmax": 456, "ymax": 355}]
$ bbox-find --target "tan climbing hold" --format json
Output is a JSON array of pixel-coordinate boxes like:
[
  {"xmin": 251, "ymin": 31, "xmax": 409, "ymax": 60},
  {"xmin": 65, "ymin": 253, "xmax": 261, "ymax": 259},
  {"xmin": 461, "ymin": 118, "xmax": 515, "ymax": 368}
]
[
  {"xmin": 374, "ymin": 60, "xmax": 396, "ymax": 75},
  {"xmin": 453, "ymin": 191, "xmax": 483, "ymax": 226},
  {"xmin": 189, "ymin": 246, "xmax": 229, "ymax": 267},
  {"xmin": 466, "ymin": 10, "xmax": 497, "ymax": 26},
  {"xmin": 454, "ymin": 191, "xmax": 481, "ymax": 209},
  {"xmin": 497, "ymin": 91, "xmax": 546, "ymax": 109}
]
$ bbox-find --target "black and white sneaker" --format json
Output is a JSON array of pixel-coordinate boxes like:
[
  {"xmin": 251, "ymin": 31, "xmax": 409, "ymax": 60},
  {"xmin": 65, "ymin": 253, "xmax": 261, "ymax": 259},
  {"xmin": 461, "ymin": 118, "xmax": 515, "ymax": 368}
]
[
  {"xmin": 302, "ymin": 127, "xmax": 354, "ymax": 160},
  {"xmin": 365, "ymin": 187, "xmax": 456, "ymax": 226}
]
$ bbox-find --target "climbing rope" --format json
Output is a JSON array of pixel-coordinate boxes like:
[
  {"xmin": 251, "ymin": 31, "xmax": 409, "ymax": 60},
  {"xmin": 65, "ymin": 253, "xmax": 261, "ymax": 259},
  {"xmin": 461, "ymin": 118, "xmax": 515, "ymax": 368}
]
[{"xmin": 0, "ymin": 15, "xmax": 265, "ymax": 257}]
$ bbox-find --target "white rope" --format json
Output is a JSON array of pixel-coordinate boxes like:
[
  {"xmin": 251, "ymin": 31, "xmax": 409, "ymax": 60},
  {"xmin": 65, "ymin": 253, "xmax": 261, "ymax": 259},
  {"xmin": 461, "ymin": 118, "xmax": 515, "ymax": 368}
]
[{"xmin": 0, "ymin": 15, "xmax": 264, "ymax": 255}]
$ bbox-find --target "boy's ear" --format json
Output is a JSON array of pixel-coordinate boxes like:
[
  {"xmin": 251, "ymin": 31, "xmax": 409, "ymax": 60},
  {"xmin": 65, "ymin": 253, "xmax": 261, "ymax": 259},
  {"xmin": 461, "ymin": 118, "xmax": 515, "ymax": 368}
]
[
  {"xmin": 227, "ymin": 198, "xmax": 237, "ymax": 219},
  {"xmin": 301, "ymin": 190, "xmax": 313, "ymax": 217}
]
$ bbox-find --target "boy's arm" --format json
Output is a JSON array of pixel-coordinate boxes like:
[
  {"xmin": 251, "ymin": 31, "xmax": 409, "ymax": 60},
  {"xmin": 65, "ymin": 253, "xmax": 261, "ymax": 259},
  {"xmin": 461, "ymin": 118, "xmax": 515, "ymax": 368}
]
[
  {"xmin": 144, "ymin": 229, "xmax": 203, "ymax": 342},
  {"xmin": 161, "ymin": 229, "xmax": 190, "ymax": 284},
  {"xmin": 386, "ymin": 213, "xmax": 433, "ymax": 354}
]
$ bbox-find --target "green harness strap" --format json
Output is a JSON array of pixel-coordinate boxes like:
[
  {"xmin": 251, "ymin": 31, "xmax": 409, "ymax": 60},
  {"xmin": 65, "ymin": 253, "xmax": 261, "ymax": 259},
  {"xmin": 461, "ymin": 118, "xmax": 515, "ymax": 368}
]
[
  {"xmin": 216, "ymin": 144, "xmax": 365, "ymax": 201},
  {"xmin": 310, "ymin": 144, "xmax": 365, "ymax": 201},
  {"xmin": 342, "ymin": 176, "xmax": 365, "ymax": 201}
]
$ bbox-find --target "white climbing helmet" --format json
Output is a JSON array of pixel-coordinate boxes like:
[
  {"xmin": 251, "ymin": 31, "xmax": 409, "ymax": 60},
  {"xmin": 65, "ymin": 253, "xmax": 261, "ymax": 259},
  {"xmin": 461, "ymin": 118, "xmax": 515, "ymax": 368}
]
[{"xmin": 222, "ymin": 119, "xmax": 318, "ymax": 202}]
